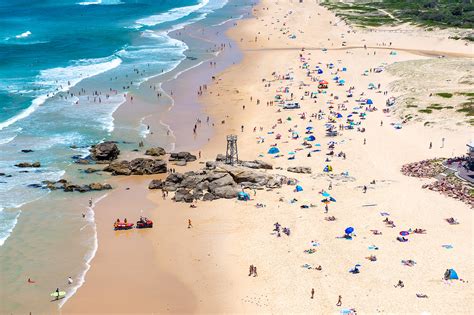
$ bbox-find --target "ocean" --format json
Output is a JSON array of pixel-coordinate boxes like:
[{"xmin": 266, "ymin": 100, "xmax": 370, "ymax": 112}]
[{"xmin": 0, "ymin": 0, "xmax": 251, "ymax": 312}]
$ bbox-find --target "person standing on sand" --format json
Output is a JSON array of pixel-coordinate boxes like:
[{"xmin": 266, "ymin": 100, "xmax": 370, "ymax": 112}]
[
  {"xmin": 249, "ymin": 265, "xmax": 254, "ymax": 276},
  {"xmin": 429, "ymin": 142, "xmax": 432, "ymax": 149},
  {"xmin": 336, "ymin": 295, "xmax": 342, "ymax": 306},
  {"xmin": 188, "ymin": 219, "xmax": 193, "ymax": 229},
  {"xmin": 311, "ymin": 288, "xmax": 315, "ymax": 299},
  {"xmin": 253, "ymin": 266, "xmax": 258, "ymax": 277},
  {"xmin": 325, "ymin": 204, "xmax": 329, "ymax": 213}
]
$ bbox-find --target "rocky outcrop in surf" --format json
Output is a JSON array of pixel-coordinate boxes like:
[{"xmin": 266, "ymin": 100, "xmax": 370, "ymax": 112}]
[
  {"xmin": 104, "ymin": 158, "xmax": 167, "ymax": 176},
  {"xmin": 90, "ymin": 141, "xmax": 120, "ymax": 161}
]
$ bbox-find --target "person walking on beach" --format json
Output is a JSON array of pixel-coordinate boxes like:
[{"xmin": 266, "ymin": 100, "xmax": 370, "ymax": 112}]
[
  {"xmin": 188, "ymin": 219, "xmax": 193, "ymax": 229},
  {"xmin": 336, "ymin": 295, "xmax": 342, "ymax": 306},
  {"xmin": 311, "ymin": 288, "xmax": 315, "ymax": 299},
  {"xmin": 249, "ymin": 265, "xmax": 254, "ymax": 276},
  {"xmin": 253, "ymin": 266, "xmax": 258, "ymax": 277},
  {"xmin": 325, "ymin": 204, "xmax": 329, "ymax": 213},
  {"xmin": 441, "ymin": 137, "xmax": 445, "ymax": 148},
  {"xmin": 429, "ymin": 142, "xmax": 432, "ymax": 149},
  {"xmin": 89, "ymin": 198, "xmax": 92, "ymax": 207},
  {"xmin": 363, "ymin": 185, "xmax": 367, "ymax": 193}
]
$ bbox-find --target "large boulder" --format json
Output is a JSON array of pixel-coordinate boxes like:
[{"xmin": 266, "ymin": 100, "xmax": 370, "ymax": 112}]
[
  {"xmin": 212, "ymin": 185, "xmax": 240, "ymax": 199},
  {"xmin": 180, "ymin": 174, "xmax": 206, "ymax": 189},
  {"xmin": 287, "ymin": 166, "xmax": 312, "ymax": 174},
  {"xmin": 103, "ymin": 161, "xmax": 132, "ymax": 176},
  {"xmin": 169, "ymin": 152, "xmax": 197, "ymax": 162},
  {"xmin": 90, "ymin": 141, "xmax": 120, "ymax": 161},
  {"xmin": 208, "ymin": 174, "xmax": 235, "ymax": 191},
  {"xmin": 15, "ymin": 162, "xmax": 41, "ymax": 168},
  {"xmin": 129, "ymin": 158, "xmax": 167, "ymax": 175},
  {"xmin": 174, "ymin": 189, "xmax": 194, "ymax": 203},
  {"xmin": 166, "ymin": 173, "xmax": 184, "ymax": 184},
  {"xmin": 240, "ymin": 160, "xmax": 273, "ymax": 170},
  {"xmin": 227, "ymin": 167, "xmax": 268, "ymax": 185},
  {"xmin": 145, "ymin": 147, "xmax": 166, "ymax": 157},
  {"xmin": 202, "ymin": 193, "xmax": 216, "ymax": 201},
  {"xmin": 148, "ymin": 179, "xmax": 163, "ymax": 190}
]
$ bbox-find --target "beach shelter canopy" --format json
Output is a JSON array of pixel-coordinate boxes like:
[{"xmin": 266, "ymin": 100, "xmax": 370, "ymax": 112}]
[
  {"xmin": 237, "ymin": 191, "xmax": 250, "ymax": 201},
  {"xmin": 367, "ymin": 99, "xmax": 373, "ymax": 105},
  {"xmin": 268, "ymin": 147, "xmax": 280, "ymax": 154},
  {"xmin": 445, "ymin": 269, "xmax": 459, "ymax": 280},
  {"xmin": 317, "ymin": 69, "xmax": 323, "ymax": 74},
  {"xmin": 345, "ymin": 227, "xmax": 354, "ymax": 234},
  {"xmin": 319, "ymin": 80, "xmax": 328, "ymax": 84},
  {"xmin": 295, "ymin": 185, "xmax": 303, "ymax": 192},
  {"xmin": 305, "ymin": 135, "xmax": 316, "ymax": 141}
]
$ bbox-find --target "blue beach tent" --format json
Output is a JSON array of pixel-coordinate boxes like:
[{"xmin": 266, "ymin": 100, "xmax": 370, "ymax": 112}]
[
  {"xmin": 295, "ymin": 185, "xmax": 303, "ymax": 192},
  {"xmin": 445, "ymin": 269, "xmax": 459, "ymax": 280},
  {"xmin": 268, "ymin": 147, "xmax": 280, "ymax": 154},
  {"xmin": 237, "ymin": 191, "xmax": 250, "ymax": 201},
  {"xmin": 367, "ymin": 99, "xmax": 373, "ymax": 105}
]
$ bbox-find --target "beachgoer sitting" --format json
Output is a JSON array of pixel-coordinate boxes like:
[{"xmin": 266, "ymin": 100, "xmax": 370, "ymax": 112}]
[
  {"xmin": 325, "ymin": 216, "xmax": 336, "ymax": 221},
  {"xmin": 446, "ymin": 217, "xmax": 459, "ymax": 225},
  {"xmin": 397, "ymin": 236, "xmax": 408, "ymax": 242},
  {"xmin": 394, "ymin": 280, "xmax": 404, "ymax": 288},
  {"xmin": 366, "ymin": 255, "xmax": 377, "ymax": 262},
  {"xmin": 349, "ymin": 265, "xmax": 360, "ymax": 274},
  {"xmin": 414, "ymin": 228, "xmax": 426, "ymax": 234},
  {"xmin": 315, "ymin": 265, "xmax": 322, "ymax": 271},
  {"xmin": 371, "ymin": 230, "xmax": 382, "ymax": 235},
  {"xmin": 416, "ymin": 293, "xmax": 428, "ymax": 298}
]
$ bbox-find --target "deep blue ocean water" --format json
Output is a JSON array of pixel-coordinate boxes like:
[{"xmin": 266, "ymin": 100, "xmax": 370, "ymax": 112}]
[{"xmin": 0, "ymin": 0, "xmax": 231, "ymax": 244}]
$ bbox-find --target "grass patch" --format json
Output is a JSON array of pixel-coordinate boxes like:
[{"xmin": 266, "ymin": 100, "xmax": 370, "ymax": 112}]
[
  {"xmin": 407, "ymin": 104, "xmax": 418, "ymax": 108},
  {"xmin": 456, "ymin": 92, "xmax": 474, "ymax": 97},
  {"xmin": 428, "ymin": 104, "xmax": 444, "ymax": 110},
  {"xmin": 436, "ymin": 92, "xmax": 453, "ymax": 98},
  {"xmin": 419, "ymin": 109, "xmax": 433, "ymax": 114},
  {"xmin": 456, "ymin": 103, "xmax": 474, "ymax": 116}
]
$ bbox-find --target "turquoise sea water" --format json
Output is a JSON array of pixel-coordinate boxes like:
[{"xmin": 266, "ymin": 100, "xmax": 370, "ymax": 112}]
[
  {"xmin": 0, "ymin": 0, "xmax": 251, "ymax": 312},
  {"xmin": 0, "ymin": 0, "xmax": 231, "ymax": 244}
]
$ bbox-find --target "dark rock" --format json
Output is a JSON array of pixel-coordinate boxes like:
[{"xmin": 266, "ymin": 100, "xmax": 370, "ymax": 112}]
[
  {"xmin": 0, "ymin": 173, "xmax": 5, "ymax": 176},
  {"xmin": 103, "ymin": 161, "xmax": 131, "ymax": 176},
  {"xmin": 208, "ymin": 174, "xmax": 235, "ymax": 192},
  {"xmin": 169, "ymin": 152, "xmax": 197, "ymax": 162},
  {"xmin": 206, "ymin": 161, "xmax": 216, "ymax": 169},
  {"xmin": 76, "ymin": 159, "xmax": 90, "ymax": 165},
  {"xmin": 28, "ymin": 183, "xmax": 43, "ymax": 188},
  {"xmin": 84, "ymin": 168, "xmax": 99, "ymax": 174},
  {"xmin": 21, "ymin": 149, "xmax": 34, "ymax": 153},
  {"xmin": 102, "ymin": 184, "xmax": 112, "ymax": 190},
  {"xmin": 145, "ymin": 147, "xmax": 166, "ymax": 157},
  {"xmin": 148, "ymin": 179, "xmax": 163, "ymax": 190},
  {"xmin": 15, "ymin": 162, "xmax": 41, "ymax": 168},
  {"xmin": 202, "ymin": 193, "xmax": 215, "ymax": 201},
  {"xmin": 174, "ymin": 189, "xmax": 194, "ymax": 203},
  {"xmin": 90, "ymin": 141, "xmax": 120, "ymax": 161},
  {"xmin": 129, "ymin": 158, "xmax": 167, "ymax": 175},
  {"xmin": 166, "ymin": 173, "xmax": 184, "ymax": 184},
  {"xmin": 287, "ymin": 166, "xmax": 312, "ymax": 174},
  {"xmin": 216, "ymin": 154, "xmax": 226, "ymax": 162},
  {"xmin": 75, "ymin": 185, "xmax": 91, "ymax": 193}
]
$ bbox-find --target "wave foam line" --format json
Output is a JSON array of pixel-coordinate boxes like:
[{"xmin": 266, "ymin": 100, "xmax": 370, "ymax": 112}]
[
  {"xmin": 59, "ymin": 193, "xmax": 108, "ymax": 308},
  {"xmin": 0, "ymin": 209, "xmax": 21, "ymax": 247},
  {"xmin": 0, "ymin": 56, "xmax": 122, "ymax": 131},
  {"xmin": 136, "ymin": 0, "xmax": 209, "ymax": 28}
]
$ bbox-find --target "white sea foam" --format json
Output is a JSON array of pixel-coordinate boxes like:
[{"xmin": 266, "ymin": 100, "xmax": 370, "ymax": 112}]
[
  {"xmin": 78, "ymin": 0, "xmax": 122, "ymax": 5},
  {"xmin": 136, "ymin": 0, "xmax": 210, "ymax": 28},
  {"xmin": 212, "ymin": 14, "xmax": 244, "ymax": 26},
  {"xmin": 0, "ymin": 209, "xmax": 21, "ymax": 247},
  {"xmin": 15, "ymin": 31, "xmax": 31, "ymax": 39},
  {"xmin": 59, "ymin": 193, "xmax": 107, "ymax": 308},
  {"xmin": 0, "ymin": 134, "xmax": 17, "ymax": 145},
  {"xmin": 0, "ymin": 56, "xmax": 122, "ymax": 131}
]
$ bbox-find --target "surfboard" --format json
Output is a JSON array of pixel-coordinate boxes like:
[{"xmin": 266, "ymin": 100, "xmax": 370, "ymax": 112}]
[{"xmin": 50, "ymin": 291, "xmax": 66, "ymax": 297}]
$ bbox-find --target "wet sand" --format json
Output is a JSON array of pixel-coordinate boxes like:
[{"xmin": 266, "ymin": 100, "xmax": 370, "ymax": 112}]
[{"xmin": 64, "ymin": 0, "xmax": 473, "ymax": 313}]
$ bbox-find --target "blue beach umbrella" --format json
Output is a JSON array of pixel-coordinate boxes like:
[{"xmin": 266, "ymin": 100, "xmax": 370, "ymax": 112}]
[
  {"xmin": 322, "ymin": 192, "xmax": 330, "ymax": 197},
  {"xmin": 345, "ymin": 227, "xmax": 354, "ymax": 234},
  {"xmin": 268, "ymin": 147, "xmax": 280, "ymax": 154}
]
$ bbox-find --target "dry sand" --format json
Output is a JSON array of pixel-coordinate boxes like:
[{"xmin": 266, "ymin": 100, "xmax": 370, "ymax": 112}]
[{"xmin": 64, "ymin": 0, "xmax": 473, "ymax": 314}]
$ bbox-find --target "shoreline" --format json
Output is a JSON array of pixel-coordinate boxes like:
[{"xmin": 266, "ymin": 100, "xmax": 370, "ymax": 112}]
[{"xmin": 3, "ymin": 0, "xmax": 472, "ymax": 313}]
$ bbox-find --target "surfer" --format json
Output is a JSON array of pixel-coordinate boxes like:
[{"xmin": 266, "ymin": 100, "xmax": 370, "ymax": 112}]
[
  {"xmin": 68, "ymin": 277, "xmax": 73, "ymax": 285},
  {"xmin": 55, "ymin": 288, "xmax": 60, "ymax": 300}
]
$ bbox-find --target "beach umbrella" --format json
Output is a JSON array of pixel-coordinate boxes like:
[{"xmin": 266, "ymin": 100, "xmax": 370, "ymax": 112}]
[
  {"xmin": 317, "ymin": 69, "xmax": 323, "ymax": 74},
  {"xmin": 319, "ymin": 80, "xmax": 328, "ymax": 85},
  {"xmin": 339, "ymin": 79, "xmax": 345, "ymax": 84},
  {"xmin": 400, "ymin": 231, "xmax": 409, "ymax": 236},
  {"xmin": 306, "ymin": 126, "xmax": 313, "ymax": 130},
  {"xmin": 333, "ymin": 76, "xmax": 339, "ymax": 81},
  {"xmin": 322, "ymin": 192, "xmax": 331, "ymax": 197},
  {"xmin": 345, "ymin": 227, "xmax": 354, "ymax": 234},
  {"xmin": 288, "ymin": 151, "xmax": 296, "ymax": 155},
  {"xmin": 329, "ymin": 197, "xmax": 336, "ymax": 202},
  {"xmin": 336, "ymin": 113, "xmax": 343, "ymax": 118},
  {"xmin": 366, "ymin": 99, "xmax": 373, "ymax": 105}
]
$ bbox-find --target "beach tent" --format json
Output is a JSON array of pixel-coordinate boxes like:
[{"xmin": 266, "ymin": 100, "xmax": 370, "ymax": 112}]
[
  {"xmin": 268, "ymin": 147, "xmax": 280, "ymax": 154},
  {"xmin": 342, "ymin": 67, "xmax": 347, "ymax": 72},
  {"xmin": 323, "ymin": 165, "xmax": 333, "ymax": 172},
  {"xmin": 317, "ymin": 69, "xmax": 323, "ymax": 74},
  {"xmin": 338, "ymin": 79, "xmax": 345, "ymax": 85},
  {"xmin": 366, "ymin": 99, "xmax": 373, "ymax": 105},
  {"xmin": 237, "ymin": 192, "xmax": 250, "ymax": 201},
  {"xmin": 295, "ymin": 185, "xmax": 303, "ymax": 192},
  {"xmin": 336, "ymin": 113, "xmax": 343, "ymax": 118},
  {"xmin": 333, "ymin": 76, "xmax": 339, "ymax": 81},
  {"xmin": 445, "ymin": 269, "xmax": 459, "ymax": 280},
  {"xmin": 345, "ymin": 227, "xmax": 354, "ymax": 234},
  {"xmin": 305, "ymin": 135, "xmax": 316, "ymax": 141}
]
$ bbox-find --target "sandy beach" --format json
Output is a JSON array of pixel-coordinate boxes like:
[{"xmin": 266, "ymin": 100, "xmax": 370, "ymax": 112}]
[{"xmin": 62, "ymin": 0, "xmax": 473, "ymax": 314}]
